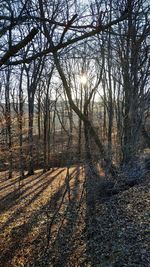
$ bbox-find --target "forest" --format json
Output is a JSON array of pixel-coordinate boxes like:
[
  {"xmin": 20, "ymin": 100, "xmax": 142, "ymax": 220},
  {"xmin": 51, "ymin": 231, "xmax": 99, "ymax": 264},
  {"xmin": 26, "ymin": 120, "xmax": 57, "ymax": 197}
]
[{"xmin": 0, "ymin": 0, "xmax": 150, "ymax": 266}]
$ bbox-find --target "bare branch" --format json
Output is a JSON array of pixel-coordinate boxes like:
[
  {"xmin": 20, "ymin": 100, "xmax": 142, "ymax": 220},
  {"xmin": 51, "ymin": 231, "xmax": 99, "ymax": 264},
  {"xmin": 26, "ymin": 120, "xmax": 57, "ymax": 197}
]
[{"xmin": 0, "ymin": 28, "xmax": 38, "ymax": 67}]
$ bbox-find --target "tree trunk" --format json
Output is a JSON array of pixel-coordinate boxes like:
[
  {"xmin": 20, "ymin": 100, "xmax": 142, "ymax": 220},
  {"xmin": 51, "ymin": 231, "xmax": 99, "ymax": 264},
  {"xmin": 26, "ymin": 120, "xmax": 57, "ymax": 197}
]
[
  {"xmin": 53, "ymin": 52, "xmax": 117, "ymax": 176},
  {"xmin": 19, "ymin": 68, "xmax": 24, "ymax": 178},
  {"xmin": 5, "ymin": 68, "xmax": 12, "ymax": 178},
  {"xmin": 28, "ymin": 96, "xmax": 34, "ymax": 175}
]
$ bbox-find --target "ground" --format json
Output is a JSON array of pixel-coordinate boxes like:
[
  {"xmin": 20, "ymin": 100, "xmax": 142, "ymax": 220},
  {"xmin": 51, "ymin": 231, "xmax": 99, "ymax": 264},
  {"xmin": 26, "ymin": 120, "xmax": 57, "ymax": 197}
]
[{"xmin": 0, "ymin": 166, "xmax": 150, "ymax": 267}]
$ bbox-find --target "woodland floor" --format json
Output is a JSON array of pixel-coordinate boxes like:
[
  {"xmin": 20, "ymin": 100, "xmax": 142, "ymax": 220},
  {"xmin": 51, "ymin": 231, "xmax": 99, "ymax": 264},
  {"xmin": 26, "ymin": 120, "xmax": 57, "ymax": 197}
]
[{"xmin": 0, "ymin": 165, "xmax": 150, "ymax": 267}]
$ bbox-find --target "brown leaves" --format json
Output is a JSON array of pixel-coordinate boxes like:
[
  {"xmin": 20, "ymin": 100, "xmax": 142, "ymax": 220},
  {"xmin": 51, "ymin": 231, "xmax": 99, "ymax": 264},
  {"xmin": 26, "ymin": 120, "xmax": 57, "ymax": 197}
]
[{"xmin": 0, "ymin": 168, "xmax": 149, "ymax": 266}]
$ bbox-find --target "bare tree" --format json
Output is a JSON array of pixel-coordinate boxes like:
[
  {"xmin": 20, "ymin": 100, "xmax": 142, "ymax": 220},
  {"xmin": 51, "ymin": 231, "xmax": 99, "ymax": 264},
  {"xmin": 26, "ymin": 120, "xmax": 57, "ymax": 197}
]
[{"xmin": 24, "ymin": 57, "xmax": 45, "ymax": 175}]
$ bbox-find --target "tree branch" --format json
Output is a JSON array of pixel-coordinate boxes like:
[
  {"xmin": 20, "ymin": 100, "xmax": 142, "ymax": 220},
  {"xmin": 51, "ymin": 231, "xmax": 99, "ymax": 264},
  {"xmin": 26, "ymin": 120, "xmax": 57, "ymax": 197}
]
[
  {"xmin": 7, "ymin": 13, "xmax": 128, "ymax": 66},
  {"xmin": 0, "ymin": 28, "xmax": 38, "ymax": 67}
]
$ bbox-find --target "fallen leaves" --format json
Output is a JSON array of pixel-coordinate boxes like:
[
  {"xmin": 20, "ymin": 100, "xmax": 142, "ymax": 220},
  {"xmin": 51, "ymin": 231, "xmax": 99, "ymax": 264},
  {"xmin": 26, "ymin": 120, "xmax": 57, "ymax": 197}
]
[{"xmin": 0, "ymin": 167, "xmax": 149, "ymax": 266}]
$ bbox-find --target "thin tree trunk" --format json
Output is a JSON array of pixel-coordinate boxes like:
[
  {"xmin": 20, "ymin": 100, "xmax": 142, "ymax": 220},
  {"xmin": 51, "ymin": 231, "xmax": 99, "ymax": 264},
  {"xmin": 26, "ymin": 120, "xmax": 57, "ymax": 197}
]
[
  {"xmin": 28, "ymin": 98, "xmax": 34, "ymax": 175},
  {"xmin": 53, "ymin": 52, "xmax": 117, "ymax": 176},
  {"xmin": 5, "ymin": 68, "xmax": 12, "ymax": 178},
  {"xmin": 19, "ymin": 67, "xmax": 24, "ymax": 178}
]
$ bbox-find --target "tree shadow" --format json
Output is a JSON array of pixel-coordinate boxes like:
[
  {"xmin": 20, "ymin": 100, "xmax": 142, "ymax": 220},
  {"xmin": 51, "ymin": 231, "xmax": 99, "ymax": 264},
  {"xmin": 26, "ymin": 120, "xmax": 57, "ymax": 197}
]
[
  {"xmin": 0, "ymin": 171, "xmax": 68, "ymax": 266},
  {"xmin": 0, "ymin": 169, "xmax": 65, "ymax": 234},
  {"xmin": 3, "ymin": 164, "xmax": 147, "ymax": 267},
  {"xmin": 0, "ymin": 169, "xmax": 64, "ymax": 215},
  {"xmin": 0, "ymin": 174, "xmax": 43, "ymax": 213},
  {"xmin": 0, "ymin": 178, "xmax": 20, "ymax": 192},
  {"xmin": 0, "ymin": 168, "xmax": 79, "ymax": 266},
  {"xmin": 33, "ymin": 166, "xmax": 84, "ymax": 267},
  {"xmin": 0, "ymin": 172, "xmax": 9, "ymax": 185},
  {"xmin": 0, "ymin": 168, "xmax": 56, "ymax": 193},
  {"xmin": 84, "ymin": 162, "xmax": 101, "ymax": 266}
]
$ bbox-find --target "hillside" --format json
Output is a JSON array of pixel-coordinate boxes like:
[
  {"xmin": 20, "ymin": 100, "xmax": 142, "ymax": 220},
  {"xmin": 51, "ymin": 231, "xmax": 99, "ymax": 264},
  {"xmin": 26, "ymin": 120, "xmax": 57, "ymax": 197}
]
[{"xmin": 0, "ymin": 167, "xmax": 149, "ymax": 267}]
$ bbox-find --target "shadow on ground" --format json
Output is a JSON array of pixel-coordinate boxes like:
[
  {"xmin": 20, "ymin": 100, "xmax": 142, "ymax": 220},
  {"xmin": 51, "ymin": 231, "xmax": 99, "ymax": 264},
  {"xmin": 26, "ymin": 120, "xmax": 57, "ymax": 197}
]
[{"xmin": 0, "ymin": 165, "xmax": 149, "ymax": 267}]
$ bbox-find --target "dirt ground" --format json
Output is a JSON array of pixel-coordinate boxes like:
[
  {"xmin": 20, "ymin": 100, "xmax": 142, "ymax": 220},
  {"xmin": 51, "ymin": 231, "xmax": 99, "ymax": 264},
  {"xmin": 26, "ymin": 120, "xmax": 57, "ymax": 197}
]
[{"xmin": 0, "ymin": 166, "xmax": 150, "ymax": 266}]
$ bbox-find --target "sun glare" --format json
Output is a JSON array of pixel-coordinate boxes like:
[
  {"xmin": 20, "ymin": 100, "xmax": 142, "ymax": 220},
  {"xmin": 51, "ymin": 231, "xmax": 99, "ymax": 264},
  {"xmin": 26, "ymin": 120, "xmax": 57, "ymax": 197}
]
[{"xmin": 80, "ymin": 74, "xmax": 87, "ymax": 85}]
